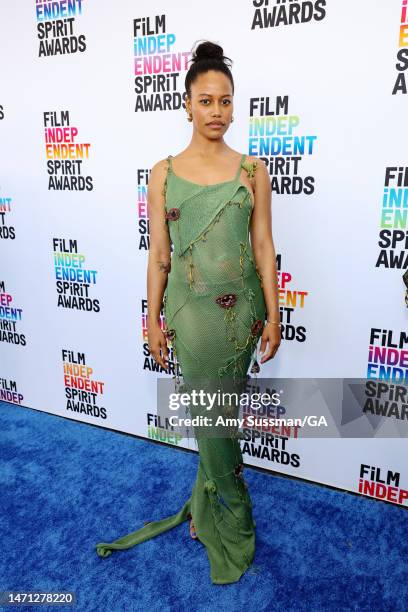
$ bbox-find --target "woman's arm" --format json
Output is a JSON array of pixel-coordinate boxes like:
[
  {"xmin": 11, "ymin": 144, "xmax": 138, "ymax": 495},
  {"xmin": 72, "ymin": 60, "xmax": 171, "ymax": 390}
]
[
  {"xmin": 249, "ymin": 157, "xmax": 281, "ymax": 363},
  {"xmin": 146, "ymin": 159, "xmax": 171, "ymax": 371}
]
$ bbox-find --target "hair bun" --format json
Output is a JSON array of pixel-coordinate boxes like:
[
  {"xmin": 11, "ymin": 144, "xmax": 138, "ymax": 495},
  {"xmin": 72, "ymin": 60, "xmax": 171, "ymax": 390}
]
[
  {"xmin": 192, "ymin": 40, "xmax": 231, "ymax": 67},
  {"xmin": 185, "ymin": 39, "xmax": 234, "ymax": 96}
]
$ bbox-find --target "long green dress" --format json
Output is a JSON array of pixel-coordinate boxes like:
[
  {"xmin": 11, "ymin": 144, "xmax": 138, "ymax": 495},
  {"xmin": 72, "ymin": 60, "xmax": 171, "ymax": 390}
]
[{"xmin": 95, "ymin": 153, "xmax": 266, "ymax": 585}]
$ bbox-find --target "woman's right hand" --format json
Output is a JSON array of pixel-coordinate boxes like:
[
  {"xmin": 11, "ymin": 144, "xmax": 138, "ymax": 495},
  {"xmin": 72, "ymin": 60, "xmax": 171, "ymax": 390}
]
[{"xmin": 148, "ymin": 323, "xmax": 169, "ymax": 371}]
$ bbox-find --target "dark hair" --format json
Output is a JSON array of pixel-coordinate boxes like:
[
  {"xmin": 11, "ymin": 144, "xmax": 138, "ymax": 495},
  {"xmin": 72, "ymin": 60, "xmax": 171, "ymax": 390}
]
[{"xmin": 185, "ymin": 40, "xmax": 234, "ymax": 98}]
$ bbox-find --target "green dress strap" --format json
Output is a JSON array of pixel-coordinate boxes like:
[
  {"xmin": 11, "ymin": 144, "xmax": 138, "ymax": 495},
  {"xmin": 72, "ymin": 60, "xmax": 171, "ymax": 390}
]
[
  {"xmin": 235, "ymin": 153, "xmax": 247, "ymax": 180},
  {"xmin": 241, "ymin": 154, "xmax": 258, "ymax": 180},
  {"xmin": 162, "ymin": 155, "xmax": 173, "ymax": 197}
]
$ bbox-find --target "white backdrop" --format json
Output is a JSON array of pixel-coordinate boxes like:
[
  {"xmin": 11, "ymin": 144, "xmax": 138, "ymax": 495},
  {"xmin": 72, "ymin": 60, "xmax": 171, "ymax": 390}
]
[{"xmin": 1, "ymin": 0, "xmax": 407, "ymax": 506}]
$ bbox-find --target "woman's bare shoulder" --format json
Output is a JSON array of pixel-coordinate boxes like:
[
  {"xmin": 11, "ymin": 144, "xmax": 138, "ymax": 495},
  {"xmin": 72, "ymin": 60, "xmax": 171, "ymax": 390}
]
[
  {"xmin": 147, "ymin": 158, "xmax": 171, "ymax": 203},
  {"xmin": 150, "ymin": 157, "xmax": 170, "ymax": 174},
  {"xmin": 245, "ymin": 154, "xmax": 266, "ymax": 168},
  {"xmin": 246, "ymin": 156, "xmax": 269, "ymax": 186},
  {"xmin": 149, "ymin": 157, "xmax": 170, "ymax": 187}
]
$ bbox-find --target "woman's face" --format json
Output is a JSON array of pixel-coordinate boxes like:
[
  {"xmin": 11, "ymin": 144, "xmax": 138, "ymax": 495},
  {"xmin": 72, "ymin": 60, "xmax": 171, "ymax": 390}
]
[{"xmin": 187, "ymin": 70, "xmax": 234, "ymax": 139}]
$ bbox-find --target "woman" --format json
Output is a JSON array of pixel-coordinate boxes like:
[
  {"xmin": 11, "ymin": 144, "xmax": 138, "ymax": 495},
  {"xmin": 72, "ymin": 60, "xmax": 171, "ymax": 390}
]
[{"xmin": 96, "ymin": 40, "xmax": 281, "ymax": 585}]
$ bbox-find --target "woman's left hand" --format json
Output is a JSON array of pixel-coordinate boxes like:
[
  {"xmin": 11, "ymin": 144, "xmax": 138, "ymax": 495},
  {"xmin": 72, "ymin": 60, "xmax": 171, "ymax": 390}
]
[{"xmin": 259, "ymin": 322, "xmax": 281, "ymax": 364}]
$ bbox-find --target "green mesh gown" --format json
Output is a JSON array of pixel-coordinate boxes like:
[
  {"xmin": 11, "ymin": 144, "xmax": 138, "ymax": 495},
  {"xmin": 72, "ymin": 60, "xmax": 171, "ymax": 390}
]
[{"xmin": 95, "ymin": 153, "xmax": 267, "ymax": 585}]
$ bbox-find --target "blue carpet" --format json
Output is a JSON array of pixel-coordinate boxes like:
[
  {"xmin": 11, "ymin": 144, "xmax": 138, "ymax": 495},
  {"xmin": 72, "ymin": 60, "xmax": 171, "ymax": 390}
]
[{"xmin": 0, "ymin": 400, "xmax": 407, "ymax": 611}]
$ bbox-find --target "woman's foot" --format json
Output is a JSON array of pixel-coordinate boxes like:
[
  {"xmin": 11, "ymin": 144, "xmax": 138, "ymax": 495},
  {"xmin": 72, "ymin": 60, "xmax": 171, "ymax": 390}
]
[{"xmin": 189, "ymin": 518, "xmax": 198, "ymax": 540}]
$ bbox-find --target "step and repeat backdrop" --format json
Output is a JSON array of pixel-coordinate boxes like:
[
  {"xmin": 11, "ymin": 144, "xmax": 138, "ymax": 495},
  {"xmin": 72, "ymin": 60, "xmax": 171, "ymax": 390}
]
[{"xmin": 1, "ymin": 0, "xmax": 407, "ymax": 506}]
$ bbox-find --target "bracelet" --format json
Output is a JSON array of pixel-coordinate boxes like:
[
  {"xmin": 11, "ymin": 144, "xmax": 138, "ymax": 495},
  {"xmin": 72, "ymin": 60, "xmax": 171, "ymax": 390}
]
[{"xmin": 266, "ymin": 320, "xmax": 282, "ymax": 326}]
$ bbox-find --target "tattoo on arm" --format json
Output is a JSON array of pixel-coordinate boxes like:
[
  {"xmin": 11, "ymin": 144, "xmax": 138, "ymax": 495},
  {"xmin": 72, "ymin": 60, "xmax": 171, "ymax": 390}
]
[{"xmin": 158, "ymin": 260, "xmax": 171, "ymax": 273}]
